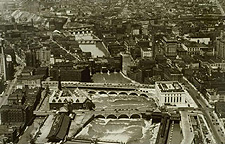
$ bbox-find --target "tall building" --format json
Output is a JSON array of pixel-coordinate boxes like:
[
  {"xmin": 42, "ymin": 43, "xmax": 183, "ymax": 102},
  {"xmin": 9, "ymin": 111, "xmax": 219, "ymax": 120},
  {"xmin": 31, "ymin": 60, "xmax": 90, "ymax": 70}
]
[
  {"xmin": 216, "ymin": 31, "xmax": 225, "ymax": 59},
  {"xmin": 0, "ymin": 53, "xmax": 5, "ymax": 79},
  {"xmin": 5, "ymin": 54, "xmax": 14, "ymax": 80},
  {"xmin": 36, "ymin": 47, "xmax": 51, "ymax": 66},
  {"xmin": 0, "ymin": 38, "xmax": 7, "ymax": 81},
  {"xmin": 120, "ymin": 53, "xmax": 134, "ymax": 75},
  {"xmin": 0, "ymin": 75, "xmax": 4, "ymax": 94},
  {"xmin": 25, "ymin": 49, "xmax": 37, "ymax": 67}
]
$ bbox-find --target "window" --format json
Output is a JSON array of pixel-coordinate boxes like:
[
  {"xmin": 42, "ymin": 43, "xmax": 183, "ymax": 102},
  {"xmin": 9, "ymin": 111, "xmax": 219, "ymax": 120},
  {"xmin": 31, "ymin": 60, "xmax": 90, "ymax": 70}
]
[
  {"xmin": 165, "ymin": 97, "xmax": 167, "ymax": 103},
  {"xmin": 180, "ymin": 96, "xmax": 182, "ymax": 102}
]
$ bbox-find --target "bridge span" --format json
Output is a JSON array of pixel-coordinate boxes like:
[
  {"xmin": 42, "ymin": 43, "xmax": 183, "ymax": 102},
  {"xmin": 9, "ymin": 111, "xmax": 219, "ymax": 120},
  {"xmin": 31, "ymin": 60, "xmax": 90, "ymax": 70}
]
[{"xmin": 42, "ymin": 81, "xmax": 155, "ymax": 90}]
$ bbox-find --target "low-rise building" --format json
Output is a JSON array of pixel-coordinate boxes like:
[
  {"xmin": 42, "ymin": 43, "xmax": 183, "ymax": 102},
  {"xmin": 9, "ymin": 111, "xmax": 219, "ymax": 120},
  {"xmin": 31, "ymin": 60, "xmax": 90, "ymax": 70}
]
[
  {"xmin": 16, "ymin": 75, "xmax": 44, "ymax": 89},
  {"xmin": 164, "ymin": 67, "xmax": 183, "ymax": 81},
  {"xmin": 47, "ymin": 114, "xmax": 70, "ymax": 142},
  {"xmin": 21, "ymin": 67, "xmax": 35, "ymax": 76},
  {"xmin": 49, "ymin": 88, "xmax": 94, "ymax": 110},
  {"xmin": 0, "ymin": 125, "xmax": 17, "ymax": 143},
  {"xmin": 8, "ymin": 89, "xmax": 25, "ymax": 105},
  {"xmin": 0, "ymin": 105, "xmax": 28, "ymax": 125}
]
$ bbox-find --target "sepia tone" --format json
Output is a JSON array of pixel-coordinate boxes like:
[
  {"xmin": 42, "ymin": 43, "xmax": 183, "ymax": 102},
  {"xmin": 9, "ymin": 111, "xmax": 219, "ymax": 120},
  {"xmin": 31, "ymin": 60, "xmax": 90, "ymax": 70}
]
[{"xmin": 0, "ymin": 0, "xmax": 225, "ymax": 144}]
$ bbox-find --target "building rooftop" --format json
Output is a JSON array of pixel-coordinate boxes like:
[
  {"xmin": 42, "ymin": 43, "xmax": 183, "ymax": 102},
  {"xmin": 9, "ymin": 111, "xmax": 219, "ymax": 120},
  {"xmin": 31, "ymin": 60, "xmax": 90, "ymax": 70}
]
[
  {"xmin": 141, "ymin": 47, "xmax": 152, "ymax": 51},
  {"xmin": 156, "ymin": 81, "xmax": 184, "ymax": 92},
  {"xmin": 49, "ymin": 88, "xmax": 88, "ymax": 104},
  {"xmin": 17, "ymin": 74, "xmax": 45, "ymax": 81}
]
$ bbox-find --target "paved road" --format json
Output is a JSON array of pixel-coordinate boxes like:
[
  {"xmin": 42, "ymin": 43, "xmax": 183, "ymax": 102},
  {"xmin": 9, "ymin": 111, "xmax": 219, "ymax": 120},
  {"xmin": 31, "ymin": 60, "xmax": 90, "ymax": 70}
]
[{"xmin": 182, "ymin": 77, "xmax": 225, "ymax": 144}]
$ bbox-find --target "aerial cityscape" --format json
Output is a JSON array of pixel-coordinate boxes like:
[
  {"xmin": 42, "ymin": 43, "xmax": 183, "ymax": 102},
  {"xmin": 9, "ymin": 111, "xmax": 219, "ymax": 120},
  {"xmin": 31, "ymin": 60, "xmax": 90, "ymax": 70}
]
[{"xmin": 0, "ymin": 0, "xmax": 225, "ymax": 143}]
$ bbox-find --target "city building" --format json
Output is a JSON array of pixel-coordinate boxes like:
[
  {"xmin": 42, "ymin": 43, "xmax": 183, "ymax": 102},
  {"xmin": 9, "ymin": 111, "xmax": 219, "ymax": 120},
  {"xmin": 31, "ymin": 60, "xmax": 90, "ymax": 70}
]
[
  {"xmin": 8, "ymin": 89, "xmax": 25, "ymax": 105},
  {"xmin": 50, "ymin": 64, "xmax": 91, "ymax": 82},
  {"xmin": 120, "ymin": 52, "xmax": 134, "ymax": 75},
  {"xmin": 0, "ymin": 105, "xmax": 28, "ymax": 125},
  {"xmin": 155, "ymin": 81, "xmax": 194, "ymax": 107},
  {"xmin": 16, "ymin": 75, "xmax": 44, "ymax": 89},
  {"xmin": 49, "ymin": 88, "xmax": 94, "ymax": 110},
  {"xmin": 216, "ymin": 33, "xmax": 225, "ymax": 59},
  {"xmin": 21, "ymin": 67, "xmax": 35, "ymax": 76},
  {"xmin": 0, "ymin": 75, "xmax": 4, "ymax": 94},
  {"xmin": 141, "ymin": 47, "xmax": 153, "ymax": 59},
  {"xmin": 163, "ymin": 67, "xmax": 183, "ymax": 81},
  {"xmin": 159, "ymin": 36, "xmax": 178, "ymax": 57},
  {"xmin": 0, "ymin": 46, "xmax": 6, "ymax": 81},
  {"xmin": 215, "ymin": 102, "xmax": 225, "ymax": 118},
  {"xmin": 24, "ymin": 87, "xmax": 42, "ymax": 111},
  {"xmin": 36, "ymin": 47, "xmax": 51, "ymax": 66},
  {"xmin": 5, "ymin": 54, "xmax": 14, "ymax": 80},
  {"xmin": 25, "ymin": 49, "xmax": 37, "ymax": 67},
  {"xmin": 47, "ymin": 114, "xmax": 70, "ymax": 142},
  {"xmin": 0, "ymin": 125, "xmax": 17, "ymax": 143}
]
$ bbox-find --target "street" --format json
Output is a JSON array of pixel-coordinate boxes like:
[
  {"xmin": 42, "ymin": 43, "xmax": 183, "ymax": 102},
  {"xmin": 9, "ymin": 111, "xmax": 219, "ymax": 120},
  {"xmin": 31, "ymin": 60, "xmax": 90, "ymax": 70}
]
[
  {"xmin": 0, "ymin": 54, "xmax": 25, "ymax": 108},
  {"xmin": 182, "ymin": 77, "xmax": 225, "ymax": 144},
  {"xmin": 50, "ymin": 38, "xmax": 82, "ymax": 62}
]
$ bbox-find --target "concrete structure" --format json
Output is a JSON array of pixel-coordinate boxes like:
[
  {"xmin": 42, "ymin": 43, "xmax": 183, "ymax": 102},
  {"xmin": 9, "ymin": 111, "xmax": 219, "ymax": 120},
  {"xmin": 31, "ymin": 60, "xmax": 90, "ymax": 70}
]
[{"xmin": 155, "ymin": 81, "xmax": 195, "ymax": 107}]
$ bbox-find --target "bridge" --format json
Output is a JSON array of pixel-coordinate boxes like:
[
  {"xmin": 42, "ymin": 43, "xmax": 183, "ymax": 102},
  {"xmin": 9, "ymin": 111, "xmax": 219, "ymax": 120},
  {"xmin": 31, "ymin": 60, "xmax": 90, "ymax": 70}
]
[
  {"xmin": 34, "ymin": 108, "xmax": 154, "ymax": 119},
  {"xmin": 94, "ymin": 109, "xmax": 147, "ymax": 119},
  {"xmin": 87, "ymin": 89, "xmax": 152, "ymax": 98},
  {"xmin": 42, "ymin": 81, "xmax": 155, "ymax": 90}
]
